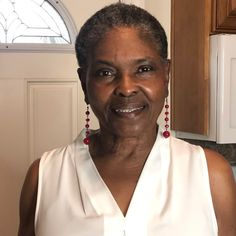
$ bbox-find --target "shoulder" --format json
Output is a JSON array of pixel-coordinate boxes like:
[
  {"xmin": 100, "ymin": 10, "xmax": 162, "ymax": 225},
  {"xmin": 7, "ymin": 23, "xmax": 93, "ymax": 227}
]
[
  {"xmin": 18, "ymin": 159, "xmax": 40, "ymax": 236},
  {"xmin": 204, "ymin": 148, "xmax": 235, "ymax": 191},
  {"xmin": 169, "ymin": 136, "xmax": 202, "ymax": 157},
  {"xmin": 204, "ymin": 148, "xmax": 236, "ymax": 236},
  {"xmin": 39, "ymin": 144, "xmax": 76, "ymax": 173}
]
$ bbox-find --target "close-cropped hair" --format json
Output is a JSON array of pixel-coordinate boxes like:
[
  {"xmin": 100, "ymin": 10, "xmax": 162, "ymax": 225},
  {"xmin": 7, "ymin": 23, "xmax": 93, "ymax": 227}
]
[{"xmin": 75, "ymin": 3, "xmax": 168, "ymax": 68}]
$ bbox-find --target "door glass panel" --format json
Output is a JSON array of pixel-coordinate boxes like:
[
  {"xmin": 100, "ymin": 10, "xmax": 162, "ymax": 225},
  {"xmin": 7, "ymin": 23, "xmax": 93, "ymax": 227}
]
[{"xmin": 0, "ymin": 0, "xmax": 70, "ymax": 44}]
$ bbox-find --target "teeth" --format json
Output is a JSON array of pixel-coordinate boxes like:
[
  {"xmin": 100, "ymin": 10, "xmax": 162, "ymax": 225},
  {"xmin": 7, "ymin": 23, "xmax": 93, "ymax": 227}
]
[{"xmin": 115, "ymin": 107, "xmax": 143, "ymax": 113}]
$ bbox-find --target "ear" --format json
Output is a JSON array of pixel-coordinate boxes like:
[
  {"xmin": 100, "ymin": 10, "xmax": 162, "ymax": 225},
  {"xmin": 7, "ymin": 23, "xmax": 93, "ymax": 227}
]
[
  {"xmin": 77, "ymin": 68, "xmax": 89, "ymax": 104},
  {"xmin": 164, "ymin": 59, "xmax": 171, "ymax": 83},
  {"xmin": 164, "ymin": 59, "xmax": 171, "ymax": 97}
]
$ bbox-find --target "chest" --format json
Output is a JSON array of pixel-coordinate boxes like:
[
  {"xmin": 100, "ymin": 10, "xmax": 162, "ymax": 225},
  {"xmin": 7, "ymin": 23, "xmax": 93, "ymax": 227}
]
[
  {"xmin": 97, "ymin": 166, "xmax": 143, "ymax": 216},
  {"xmin": 36, "ymin": 167, "xmax": 217, "ymax": 236}
]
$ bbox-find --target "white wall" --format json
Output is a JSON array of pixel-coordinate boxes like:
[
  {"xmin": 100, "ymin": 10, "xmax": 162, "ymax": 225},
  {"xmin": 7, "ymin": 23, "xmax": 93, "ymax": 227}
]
[{"xmin": 146, "ymin": 0, "xmax": 171, "ymax": 55}]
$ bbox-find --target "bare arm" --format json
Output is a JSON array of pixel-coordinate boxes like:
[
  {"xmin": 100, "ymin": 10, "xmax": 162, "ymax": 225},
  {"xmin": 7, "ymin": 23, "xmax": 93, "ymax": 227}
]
[
  {"xmin": 18, "ymin": 159, "xmax": 40, "ymax": 236},
  {"xmin": 204, "ymin": 149, "xmax": 236, "ymax": 236}
]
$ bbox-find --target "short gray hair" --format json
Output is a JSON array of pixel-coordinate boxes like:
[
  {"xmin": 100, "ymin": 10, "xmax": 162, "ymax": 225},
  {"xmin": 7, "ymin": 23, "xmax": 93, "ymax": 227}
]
[{"xmin": 75, "ymin": 3, "xmax": 168, "ymax": 68}]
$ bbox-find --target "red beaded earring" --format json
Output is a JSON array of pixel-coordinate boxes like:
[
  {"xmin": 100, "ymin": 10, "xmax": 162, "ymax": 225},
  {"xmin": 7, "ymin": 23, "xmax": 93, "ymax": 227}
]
[
  {"xmin": 83, "ymin": 105, "xmax": 90, "ymax": 145},
  {"xmin": 163, "ymin": 98, "xmax": 170, "ymax": 138}
]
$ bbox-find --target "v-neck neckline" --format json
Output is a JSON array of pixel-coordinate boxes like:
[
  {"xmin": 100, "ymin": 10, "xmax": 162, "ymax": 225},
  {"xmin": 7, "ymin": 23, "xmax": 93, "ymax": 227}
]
[{"xmin": 76, "ymin": 129, "xmax": 166, "ymax": 220}]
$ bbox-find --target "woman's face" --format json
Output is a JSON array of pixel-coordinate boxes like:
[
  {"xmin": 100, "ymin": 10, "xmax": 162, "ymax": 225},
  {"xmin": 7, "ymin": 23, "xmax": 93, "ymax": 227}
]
[{"xmin": 80, "ymin": 27, "xmax": 170, "ymax": 137}]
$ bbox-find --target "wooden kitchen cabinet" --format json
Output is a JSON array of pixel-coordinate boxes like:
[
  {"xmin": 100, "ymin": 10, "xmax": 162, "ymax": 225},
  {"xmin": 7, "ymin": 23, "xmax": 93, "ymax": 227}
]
[
  {"xmin": 171, "ymin": 0, "xmax": 211, "ymax": 135},
  {"xmin": 212, "ymin": 0, "xmax": 236, "ymax": 33},
  {"xmin": 171, "ymin": 0, "xmax": 236, "ymax": 136}
]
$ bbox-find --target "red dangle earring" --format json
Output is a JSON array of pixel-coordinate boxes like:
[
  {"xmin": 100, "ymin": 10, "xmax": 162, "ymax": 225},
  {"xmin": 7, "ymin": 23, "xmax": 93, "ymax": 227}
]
[
  {"xmin": 163, "ymin": 98, "xmax": 170, "ymax": 138},
  {"xmin": 83, "ymin": 105, "xmax": 90, "ymax": 145}
]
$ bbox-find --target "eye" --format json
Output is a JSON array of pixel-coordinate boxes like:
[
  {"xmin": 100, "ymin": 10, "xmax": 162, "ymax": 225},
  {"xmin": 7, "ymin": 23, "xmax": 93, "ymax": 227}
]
[
  {"xmin": 137, "ymin": 65, "xmax": 153, "ymax": 73},
  {"xmin": 95, "ymin": 69, "xmax": 115, "ymax": 78}
]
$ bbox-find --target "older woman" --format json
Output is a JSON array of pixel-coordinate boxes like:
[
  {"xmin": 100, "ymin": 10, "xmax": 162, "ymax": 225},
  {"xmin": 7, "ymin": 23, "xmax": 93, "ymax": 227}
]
[{"xmin": 18, "ymin": 3, "xmax": 236, "ymax": 236}]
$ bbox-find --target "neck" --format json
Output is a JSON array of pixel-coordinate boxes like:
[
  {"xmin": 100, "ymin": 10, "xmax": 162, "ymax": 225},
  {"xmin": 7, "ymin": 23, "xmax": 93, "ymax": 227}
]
[{"xmin": 89, "ymin": 125, "xmax": 158, "ymax": 164}]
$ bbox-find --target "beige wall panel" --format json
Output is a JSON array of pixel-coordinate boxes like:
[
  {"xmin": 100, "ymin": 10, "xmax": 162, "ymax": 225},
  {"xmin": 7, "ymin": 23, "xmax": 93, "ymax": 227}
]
[{"xmin": 27, "ymin": 80, "xmax": 79, "ymax": 161}]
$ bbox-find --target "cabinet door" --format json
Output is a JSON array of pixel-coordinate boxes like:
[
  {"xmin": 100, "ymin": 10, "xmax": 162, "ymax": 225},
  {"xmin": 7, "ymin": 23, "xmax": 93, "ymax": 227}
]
[
  {"xmin": 212, "ymin": 0, "xmax": 236, "ymax": 33},
  {"xmin": 216, "ymin": 35, "xmax": 236, "ymax": 143},
  {"xmin": 171, "ymin": 0, "xmax": 211, "ymax": 135}
]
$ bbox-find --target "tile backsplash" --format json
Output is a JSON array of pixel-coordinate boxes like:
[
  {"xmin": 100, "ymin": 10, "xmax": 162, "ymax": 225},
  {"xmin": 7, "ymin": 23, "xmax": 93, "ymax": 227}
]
[{"xmin": 182, "ymin": 139, "xmax": 236, "ymax": 166}]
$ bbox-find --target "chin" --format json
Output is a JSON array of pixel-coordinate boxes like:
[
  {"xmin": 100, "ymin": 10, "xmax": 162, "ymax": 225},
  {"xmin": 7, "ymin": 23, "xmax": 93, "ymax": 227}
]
[{"xmin": 108, "ymin": 124, "xmax": 148, "ymax": 138}]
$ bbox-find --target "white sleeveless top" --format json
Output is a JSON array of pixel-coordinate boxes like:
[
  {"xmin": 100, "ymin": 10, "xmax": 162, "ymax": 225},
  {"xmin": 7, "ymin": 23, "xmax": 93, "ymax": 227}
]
[{"xmin": 35, "ymin": 129, "xmax": 218, "ymax": 236}]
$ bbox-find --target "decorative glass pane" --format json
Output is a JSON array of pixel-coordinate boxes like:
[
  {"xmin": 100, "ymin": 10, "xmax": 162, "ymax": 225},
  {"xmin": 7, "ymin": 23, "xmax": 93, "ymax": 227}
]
[{"xmin": 0, "ymin": 0, "xmax": 71, "ymax": 44}]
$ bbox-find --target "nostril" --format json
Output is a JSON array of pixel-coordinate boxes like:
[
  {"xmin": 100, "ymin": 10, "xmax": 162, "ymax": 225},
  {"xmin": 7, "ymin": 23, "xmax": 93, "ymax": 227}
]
[
  {"xmin": 114, "ymin": 77, "xmax": 138, "ymax": 97},
  {"xmin": 115, "ymin": 88, "xmax": 138, "ymax": 97}
]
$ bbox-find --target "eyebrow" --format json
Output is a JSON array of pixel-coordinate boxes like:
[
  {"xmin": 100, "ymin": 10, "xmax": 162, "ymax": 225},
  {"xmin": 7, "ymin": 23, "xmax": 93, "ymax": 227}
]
[
  {"xmin": 92, "ymin": 60, "xmax": 114, "ymax": 66},
  {"xmin": 93, "ymin": 57, "xmax": 159, "ymax": 66}
]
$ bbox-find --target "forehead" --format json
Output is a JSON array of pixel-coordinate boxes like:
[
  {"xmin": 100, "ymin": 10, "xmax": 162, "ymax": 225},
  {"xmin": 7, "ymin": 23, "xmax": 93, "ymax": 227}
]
[{"xmin": 90, "ymin": 27, "xmax": 160, "ymax": 61}]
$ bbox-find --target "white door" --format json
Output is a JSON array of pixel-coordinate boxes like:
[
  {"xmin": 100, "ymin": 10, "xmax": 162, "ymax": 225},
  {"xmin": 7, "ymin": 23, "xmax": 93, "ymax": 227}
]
[{"xmin": 0, "ymin": 1, "xmax": 116, "ymax": 235}]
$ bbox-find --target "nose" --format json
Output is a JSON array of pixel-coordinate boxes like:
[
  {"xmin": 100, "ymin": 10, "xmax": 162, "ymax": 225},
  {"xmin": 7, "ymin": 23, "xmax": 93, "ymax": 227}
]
[{"xmin": 114, "ymin": 74, "xmax": 138, "ymax": 97}]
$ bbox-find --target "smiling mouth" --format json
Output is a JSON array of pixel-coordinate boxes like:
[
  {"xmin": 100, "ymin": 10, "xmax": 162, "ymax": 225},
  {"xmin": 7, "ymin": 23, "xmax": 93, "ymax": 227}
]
[
  {"xmin": 112, "ymin": 105, "xmax": 146, "ymax": 118},
  {"xmin": 115, "ymin": 107, "xmax": 144, "ymax": 113}
]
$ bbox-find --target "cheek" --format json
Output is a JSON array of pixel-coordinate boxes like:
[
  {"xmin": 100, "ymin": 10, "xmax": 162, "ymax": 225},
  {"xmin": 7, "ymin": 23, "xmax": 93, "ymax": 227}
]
[
  {"xmin": 87, "ymin": 81, "xmax": 103, "ymax": 101},
  {"xmin": 144, "ymin": 81, "xmax": 167, "ymax": 102},
  {"xmin": 86, "ymin": 83, "xmax": 112, "ymax": 114}
]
